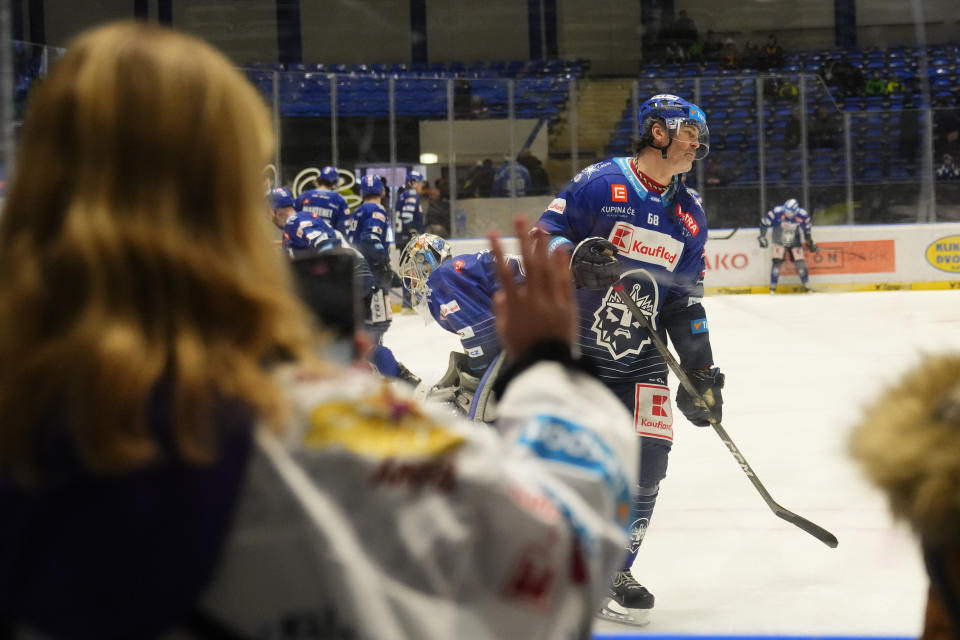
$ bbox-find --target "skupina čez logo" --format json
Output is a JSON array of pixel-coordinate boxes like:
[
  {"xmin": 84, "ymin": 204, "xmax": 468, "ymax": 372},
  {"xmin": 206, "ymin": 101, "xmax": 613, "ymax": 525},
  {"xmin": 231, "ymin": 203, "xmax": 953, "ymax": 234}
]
[
  {"xmin": 926, "ymin": 234, "xmax": 960, "ymax": 273},
  {"xmin": 591, "ymin": 269, "xmax": 660, "ymax": 360}
]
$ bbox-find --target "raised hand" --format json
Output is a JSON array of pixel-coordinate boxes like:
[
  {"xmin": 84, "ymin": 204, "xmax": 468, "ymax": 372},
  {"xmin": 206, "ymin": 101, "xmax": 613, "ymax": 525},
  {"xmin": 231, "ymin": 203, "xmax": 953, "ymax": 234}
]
[{"xmin": 489, "ymin": 217, "xmax": 576, "ymax": 360}]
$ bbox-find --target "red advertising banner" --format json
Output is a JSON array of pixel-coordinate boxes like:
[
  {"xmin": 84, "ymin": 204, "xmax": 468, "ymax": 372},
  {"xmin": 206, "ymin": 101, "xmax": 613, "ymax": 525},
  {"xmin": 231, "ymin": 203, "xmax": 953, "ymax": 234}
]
[{"xmin": 781, "ymin": 240, "xmax": 895, "ymax": 275}]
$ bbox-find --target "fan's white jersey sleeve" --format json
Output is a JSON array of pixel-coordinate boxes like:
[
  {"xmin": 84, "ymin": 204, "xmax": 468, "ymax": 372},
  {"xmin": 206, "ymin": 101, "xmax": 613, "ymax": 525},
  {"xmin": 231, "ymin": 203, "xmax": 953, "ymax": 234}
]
[{"xmin": 199, "ymin": 362, "xmax": 637, "ymax": 640}]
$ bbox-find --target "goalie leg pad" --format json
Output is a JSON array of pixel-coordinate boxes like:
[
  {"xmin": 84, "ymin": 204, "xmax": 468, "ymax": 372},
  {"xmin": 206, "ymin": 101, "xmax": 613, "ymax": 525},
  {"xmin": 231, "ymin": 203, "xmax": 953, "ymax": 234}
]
[
  {"xmin": 454, "ymin": 369, "xmax": 481, "ymax": 415},
  {"xmin": 467, "ymin": 351, "xmax": 506, "ymax": 423},
  {"xmin": 426, "ymin": 351, "xmax": 470, "ymax": 403}
]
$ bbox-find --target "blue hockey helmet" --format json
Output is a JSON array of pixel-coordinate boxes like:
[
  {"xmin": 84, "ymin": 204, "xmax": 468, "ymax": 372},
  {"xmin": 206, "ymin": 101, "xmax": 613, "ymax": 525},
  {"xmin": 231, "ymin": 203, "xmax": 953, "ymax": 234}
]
[
  {"xmin": 407, "ymin": 170, "xmax": 425, "ymax": 184},
  {"xmin": 784, "ymin": 198, "xmax": 800, "ymax": 212},
  {"xmin": 398, "ymin": 233, "xmax": 452, "ymax": 309},
  {"xmin": 268, "ymin": 186, "xmax": 295, "ymax": 210},
  {"xmin": 318, "ymin": 165, "xmax": 340, "ymax": 186},
  {"xmin": 360, "ymin": 174, "xmax": 384, "ymax": 198},
  {"xmin": 637, "ymin": 93, "xmax": 710, "ymax": 160}
]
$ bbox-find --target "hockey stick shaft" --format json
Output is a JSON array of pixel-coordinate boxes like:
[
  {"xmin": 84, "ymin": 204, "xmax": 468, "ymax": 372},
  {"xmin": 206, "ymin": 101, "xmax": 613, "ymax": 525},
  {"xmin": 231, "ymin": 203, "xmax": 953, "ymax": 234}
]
[{"xmin": 610, "ymin": 280, "xmax": 838, "ymax": 548}]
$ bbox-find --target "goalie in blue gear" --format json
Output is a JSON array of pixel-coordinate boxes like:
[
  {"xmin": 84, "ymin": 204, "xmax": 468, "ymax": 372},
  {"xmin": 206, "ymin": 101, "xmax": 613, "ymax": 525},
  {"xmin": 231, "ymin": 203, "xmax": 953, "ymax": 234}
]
[
  {"xmin": 295, "ymin": 165, "xmax": 353, "ymax": 239},
  {"xmin": 398, "ymin": 233, "xmax": 524, "ymax": 422},
  {"xmin": 758, "ymin": 197, "xmax": 817, "ymax": 293},
  {"xmin": 535, "ymin": 92, "xmax": 723, "ymax": 627}
]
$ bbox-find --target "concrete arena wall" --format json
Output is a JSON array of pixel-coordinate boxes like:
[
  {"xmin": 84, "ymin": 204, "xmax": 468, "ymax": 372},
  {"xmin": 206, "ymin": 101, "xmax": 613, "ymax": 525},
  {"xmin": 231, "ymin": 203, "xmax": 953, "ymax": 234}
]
[{"xmin": 446, "ymin": 222, "xmax": 960, "ymax": 294}]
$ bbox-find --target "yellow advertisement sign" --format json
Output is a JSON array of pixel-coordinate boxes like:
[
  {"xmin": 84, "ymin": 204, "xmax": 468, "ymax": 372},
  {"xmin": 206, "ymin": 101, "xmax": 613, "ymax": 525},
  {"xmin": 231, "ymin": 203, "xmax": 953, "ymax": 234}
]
[{"xmin": 926, "ymin": 235, "xmax": 960, "ymax": 273}]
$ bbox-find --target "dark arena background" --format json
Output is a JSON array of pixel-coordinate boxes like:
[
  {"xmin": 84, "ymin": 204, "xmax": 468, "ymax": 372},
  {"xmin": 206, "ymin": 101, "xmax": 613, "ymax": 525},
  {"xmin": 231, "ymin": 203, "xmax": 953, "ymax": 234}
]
[{"xmin": 2, "ymin": 1, "xmax": 960, "ymax": 638}]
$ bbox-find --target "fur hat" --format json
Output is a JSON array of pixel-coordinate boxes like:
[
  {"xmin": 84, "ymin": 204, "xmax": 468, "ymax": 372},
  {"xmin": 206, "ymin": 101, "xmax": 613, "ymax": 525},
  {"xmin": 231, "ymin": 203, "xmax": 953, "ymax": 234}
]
[{"xmin": 850, "ymin": 355, "xmax": 960, "ymax": 546}]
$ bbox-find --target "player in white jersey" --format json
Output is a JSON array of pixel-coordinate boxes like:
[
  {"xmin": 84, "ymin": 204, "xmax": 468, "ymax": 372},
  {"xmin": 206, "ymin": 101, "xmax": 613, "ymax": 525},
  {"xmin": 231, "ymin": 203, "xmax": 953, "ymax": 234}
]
[{"xmin": 758, "ymin": 198, "xmax": 819, "ymax": 293}]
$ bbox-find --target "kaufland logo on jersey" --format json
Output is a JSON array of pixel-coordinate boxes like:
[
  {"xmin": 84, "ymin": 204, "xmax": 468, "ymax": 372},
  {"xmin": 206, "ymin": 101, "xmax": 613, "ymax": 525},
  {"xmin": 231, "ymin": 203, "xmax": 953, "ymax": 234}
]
[{"xmin": 608, "ymin": 222, "xmax": 683, "ymax": 271}]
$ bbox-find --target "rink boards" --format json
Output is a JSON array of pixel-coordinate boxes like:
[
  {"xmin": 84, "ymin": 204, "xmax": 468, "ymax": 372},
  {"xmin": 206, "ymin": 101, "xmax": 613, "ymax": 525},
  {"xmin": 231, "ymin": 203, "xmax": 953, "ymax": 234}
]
[{"xmin": 445, "ymin": 222, "xmax": 960, "ymax": 294}]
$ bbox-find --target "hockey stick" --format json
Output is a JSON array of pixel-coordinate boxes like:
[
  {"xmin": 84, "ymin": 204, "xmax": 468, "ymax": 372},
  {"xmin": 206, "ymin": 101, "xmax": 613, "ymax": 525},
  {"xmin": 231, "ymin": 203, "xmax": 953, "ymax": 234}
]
[
  {"xmin": 610, "ymin": 278, "xmax": 839, "ymax": 549},
  {"xmin": 710, "ymin": 226, "xmax": 740, "ymax": 240}
]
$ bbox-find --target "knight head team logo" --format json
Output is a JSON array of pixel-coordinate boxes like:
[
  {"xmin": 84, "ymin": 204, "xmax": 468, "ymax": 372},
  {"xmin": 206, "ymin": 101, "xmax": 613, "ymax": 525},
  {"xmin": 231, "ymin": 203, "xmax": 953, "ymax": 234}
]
[
  {"xmin": 628, "ymin": 516, "xmax": 649, "ymax": 553},
  {"xmin": 590, "ymin": 269, "xmax": 660, "ymax": 360}
]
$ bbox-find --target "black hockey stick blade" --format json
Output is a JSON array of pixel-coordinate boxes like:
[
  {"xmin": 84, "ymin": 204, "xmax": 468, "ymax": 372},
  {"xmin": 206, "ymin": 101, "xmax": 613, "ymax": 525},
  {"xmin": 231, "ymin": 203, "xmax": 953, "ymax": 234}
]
[
  {"xmin": 774, "ymin": 507, "xmax": 839, "ymax": 548},
  {"xmin": 611, "ymin": 278, "xmax": 839, "ymax": 548}
]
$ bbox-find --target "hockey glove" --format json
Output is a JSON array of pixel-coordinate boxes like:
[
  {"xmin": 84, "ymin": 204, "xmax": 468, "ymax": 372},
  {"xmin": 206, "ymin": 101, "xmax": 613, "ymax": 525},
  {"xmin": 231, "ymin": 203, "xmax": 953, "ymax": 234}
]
[
  {"xmin": 806, "ymin": 237, "xmax": 819, "ymax": 253},
  {"xmin": 570, "ymin": 237, "xmax": 622, "ymax": 289},
  {"xmin": 758, "ymin": 235, "xmax": 769, "ymax": 249},
  {"xmin": 676, "ymin": 367, "xmax": 725, "ymax": 427}
]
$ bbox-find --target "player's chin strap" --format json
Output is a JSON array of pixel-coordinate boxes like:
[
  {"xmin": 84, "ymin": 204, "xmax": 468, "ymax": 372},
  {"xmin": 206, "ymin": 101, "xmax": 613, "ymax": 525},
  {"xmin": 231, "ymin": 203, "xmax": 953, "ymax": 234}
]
[{"xmin": 651, "ymin": 137, "xmax": 673, "ymax": 160}]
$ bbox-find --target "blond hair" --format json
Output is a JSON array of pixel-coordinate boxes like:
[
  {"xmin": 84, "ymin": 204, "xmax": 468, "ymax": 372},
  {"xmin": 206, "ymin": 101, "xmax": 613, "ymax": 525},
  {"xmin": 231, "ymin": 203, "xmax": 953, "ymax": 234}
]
[
  {"xmin": 850, "ymin": 355, "xmax": 960, "ymax": 546},
  {"xmin": 0, "ymin": 22, "xmax": 316, "ymax": 475}
]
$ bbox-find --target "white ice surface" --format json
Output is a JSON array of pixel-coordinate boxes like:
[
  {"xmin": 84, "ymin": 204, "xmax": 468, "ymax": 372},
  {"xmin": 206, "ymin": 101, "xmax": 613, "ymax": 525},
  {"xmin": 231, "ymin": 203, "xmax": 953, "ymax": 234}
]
[{"xmin": 383, "ymin": 289, "xmax": 960, "ymax": 637}]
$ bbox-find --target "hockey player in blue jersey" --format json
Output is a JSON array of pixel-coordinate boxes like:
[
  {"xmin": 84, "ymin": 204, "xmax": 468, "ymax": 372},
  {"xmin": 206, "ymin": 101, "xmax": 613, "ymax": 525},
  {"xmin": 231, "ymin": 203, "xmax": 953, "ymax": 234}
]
[
  {"xmin": 398, "ymin": 233, "xmax": 524, "ymax": 421},
  {"xmin": 268, "ymin": 186, "xmax": 342, "ymax": 258},
  {"xmin": 492, "ymin": 157, "xmax": 532, "ymax": 197},
  {"xmin": 268, "ymin": 186, "xmax": 419, "ymax": 385},
  {"xmin": 352, "ymin": 174, "xmax": 395, "ymax": 289},
  {"xmin": 758, "ymin": 197, "xmax": 818, "ymax": 293},
  {"xmin": 295, "ymin": 165, "xmax": 353, "ymax": 239},
  {"xmin": 395, "ymin": 170, "xmax": 425, "ymax": 250},
  {"xmin": 396, "ymin": 171, "xmax": 426, "ymax": 311},
  {"xmin": 536, "ymin": 94, "xmax": 725, "ymax": 626}
]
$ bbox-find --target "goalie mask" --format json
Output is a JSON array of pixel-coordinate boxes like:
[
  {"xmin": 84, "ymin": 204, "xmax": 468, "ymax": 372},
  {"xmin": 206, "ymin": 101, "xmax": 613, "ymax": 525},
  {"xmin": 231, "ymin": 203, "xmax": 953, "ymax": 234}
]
[
  {"xmin": 637, "ymin": 94, "xmax": 710, "ymax": 161},
  {"xmin": 399, "ymin": 233, "xmax": 453, "ymax": 314}
]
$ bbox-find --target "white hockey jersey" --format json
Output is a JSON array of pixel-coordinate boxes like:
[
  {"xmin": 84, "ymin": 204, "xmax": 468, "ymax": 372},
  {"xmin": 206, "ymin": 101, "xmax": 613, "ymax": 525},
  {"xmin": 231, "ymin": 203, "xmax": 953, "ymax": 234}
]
[{"xmin": 199, "ymin": 360, "xmax": 638, "ymax": 640}]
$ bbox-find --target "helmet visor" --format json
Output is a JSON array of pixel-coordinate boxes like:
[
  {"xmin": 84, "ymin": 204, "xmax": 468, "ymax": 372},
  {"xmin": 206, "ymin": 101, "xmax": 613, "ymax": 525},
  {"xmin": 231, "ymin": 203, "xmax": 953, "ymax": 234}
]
[{"xmin": 667, "ymin": 117, "xmax": 710, "ymax": 160}]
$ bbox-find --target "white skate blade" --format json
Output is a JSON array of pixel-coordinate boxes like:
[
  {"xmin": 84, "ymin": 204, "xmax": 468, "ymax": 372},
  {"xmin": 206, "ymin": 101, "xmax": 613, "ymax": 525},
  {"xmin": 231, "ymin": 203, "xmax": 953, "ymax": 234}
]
[{"xmin": 597, "ymin": 598, "xmax": 651, "ymax": 627}]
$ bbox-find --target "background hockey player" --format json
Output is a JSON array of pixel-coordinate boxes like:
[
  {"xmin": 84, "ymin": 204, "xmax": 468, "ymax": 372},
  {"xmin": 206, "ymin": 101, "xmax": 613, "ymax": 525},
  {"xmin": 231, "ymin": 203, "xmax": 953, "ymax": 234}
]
[
  {"xmin": 295, "ymin": 165, "xmax": 354, "ymax": 239},
  {"xmin": 758, "ymin": 197, "xmax": 818, "ymax": 293},
  {"xmin": 535, "ymin": 93, "xmax": 725, "ymax": 626},
  {"xmin": 395, "ymin": 170, "xmax": 425, "ymax": 251},
  {"xmin": 268, "ymin": 186, "xmax": 418, "ymax": 385},
  {"xmin": 492, "ymin": 155, "xmax": 532, "ymax": 197},
  {"xmin": 398, "ymin": 233, "xmax": 524, "ymax": 421},
  {"xmin": 395, "ymin": 170, "xmax": 426, "ymax": 311},
  {"xmin": 268, "ymin": 186, "xmax": 342, "ymax": 258}
]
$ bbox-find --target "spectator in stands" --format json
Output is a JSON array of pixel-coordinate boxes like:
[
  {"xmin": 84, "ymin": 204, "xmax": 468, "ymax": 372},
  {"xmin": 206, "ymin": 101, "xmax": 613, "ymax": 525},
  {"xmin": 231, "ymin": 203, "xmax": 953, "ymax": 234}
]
[
  {"xmin": 865, "ymin": 70, "xmax": 886, "ymax": 97},
  {"xmin": 665, "ymin": 41, "xmax": 686, "ymax": 64},
  {"xmin": 454, "ymin": 78, "xmax": 472, "ymax": 118},
  {"xmin": 492, "ymin": 156, "xmax": 532, "ymax": 197},
  {"xmin": 784, "ymin": 107, "xmax": 802, "ymax": 151},
  {"xmin": 761, "ymin": 34, "xmax": 783, "ymax": 69},
  {"xmin": 884, "ymin": 76, "xmax": 903, "ymax": 96},
  {"xmin": 687, "ymin": 37, "xmax": 705, "ymax": 63},
  {"xmin": 461, "ymin": 158, "xmax": 495, "ymax": 198},
  {"xmin": 742, "ymin": 41, "xmax": 760, "ymax": 69},
  {"xmin": 934, "ymin": 103, "xmax": 960, "ymax": 159},
  {"xmin": 721, "ymin": 38, "xmax": 739, "ymax": 70},
  {"xmin": 835, "ymin": 60, "xmax": 865, "ymax": 98},
  {"xmin": 517, "ymin": 149, "xmax": 551, "ymax": 195},
  {"xmin": 703, "ymin": 30, "xmax": 722, "ymax": 61},
  {"xmin": 470, "ymin": 95, "xmax": 489, "ymax": 118},
  {"xmin": 899, "ymin": 97, "xmax": 921, "ymax": 174},
  {"xmin": 937, "ymin": 154, "xmax": 959, "ymax": 180},
  {"xmin": 673, "ymin": 9, "xmax": 699, "ymax": 49},
  {"xmin": 425, "ymin": 186, "xmax": 451, "ymax": 236},
  {"xmin": 705, "ymin": 159, "xmax": 729, "ymax": 186},
  {"xmin": 808, "ymin": 104, "xmax": 842, "ymax": 150}
]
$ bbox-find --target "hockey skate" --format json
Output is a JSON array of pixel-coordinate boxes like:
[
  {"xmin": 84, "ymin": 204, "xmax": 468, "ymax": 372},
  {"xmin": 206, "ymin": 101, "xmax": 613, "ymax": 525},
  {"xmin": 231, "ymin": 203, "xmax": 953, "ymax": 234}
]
[{"xmin": 597, "ymin": 570, "xmax": 653, "ymax": 626}]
